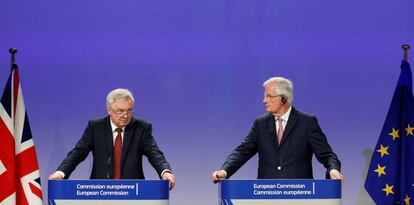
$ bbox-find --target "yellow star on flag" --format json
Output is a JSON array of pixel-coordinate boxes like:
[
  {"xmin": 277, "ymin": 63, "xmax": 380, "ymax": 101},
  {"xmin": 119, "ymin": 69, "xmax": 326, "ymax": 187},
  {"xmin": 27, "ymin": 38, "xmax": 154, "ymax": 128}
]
[
  {"xmin": 374, "ymin": 164, "xmax": 386, "ymax": 177},
  {"xmin": 405, "ymin": 194, "xmax": 411, "ymax": 205},
  {"xmin": 406, "ymin": 124, "xmax": 414, "ymax": 136},
  {"xmin": 377, "ymin": 144, "xmax": 390, "ymax": 157},
  {"xmin": 389, "ymin": 128, "xmax": 400, "ymax": 140},
  {"xmin": 382, "ymin": 183, "xmax": 394, "ymax": 197}
]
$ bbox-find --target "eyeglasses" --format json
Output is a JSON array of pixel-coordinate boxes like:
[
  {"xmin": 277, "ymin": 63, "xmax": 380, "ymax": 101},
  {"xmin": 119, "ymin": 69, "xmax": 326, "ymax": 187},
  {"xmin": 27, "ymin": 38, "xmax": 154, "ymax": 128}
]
[
  {"xmin": 264, "ymin": 94, "xmax": 282, "ymax": 100},
  {"xmin": 110, "ymin": 107, "xmax": 134, "ymax": 116}
]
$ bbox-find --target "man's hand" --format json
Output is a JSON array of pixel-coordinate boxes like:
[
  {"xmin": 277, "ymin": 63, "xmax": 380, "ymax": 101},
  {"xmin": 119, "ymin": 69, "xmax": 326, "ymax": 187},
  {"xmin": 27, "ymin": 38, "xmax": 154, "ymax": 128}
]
[
  {"xmin": 211, "ymin": 170, "xmax": 226, "ymax": 183},
  {"xmin": 162, "ymin": 172, "xmax": 176, "ymax": 191},
  {"xmin": 329, "ymin": 169, "xmax": 344, "ymax": 180},
  {"xmin": 48, "ymin": 171, "xmax": 64, "ymax": 180}
]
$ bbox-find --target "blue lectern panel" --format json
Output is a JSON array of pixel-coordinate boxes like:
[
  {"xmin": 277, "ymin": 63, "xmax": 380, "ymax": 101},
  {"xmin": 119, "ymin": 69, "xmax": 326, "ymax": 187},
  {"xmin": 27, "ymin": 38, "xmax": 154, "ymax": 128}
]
[
  {"xmin": 219, "ymin": 179, "xmax": 341, "ymax": 205},
  {"xmin": 48, "ymin": 180, "xmax": 169, "ymax": 205}
]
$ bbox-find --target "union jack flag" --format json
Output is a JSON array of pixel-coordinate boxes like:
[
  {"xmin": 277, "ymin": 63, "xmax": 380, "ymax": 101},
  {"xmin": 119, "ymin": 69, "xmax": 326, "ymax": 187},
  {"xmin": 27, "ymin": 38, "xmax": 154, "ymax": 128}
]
[{"xmin": 0, "ymin": 63, "xmax": 43, "ymax": 204}]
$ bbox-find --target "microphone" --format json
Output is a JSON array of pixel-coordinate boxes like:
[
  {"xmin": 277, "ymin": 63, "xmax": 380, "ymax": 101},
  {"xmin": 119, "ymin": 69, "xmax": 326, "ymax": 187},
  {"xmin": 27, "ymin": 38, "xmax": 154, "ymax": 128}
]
[{"xmin": 107, "ymin": 157, "xmax": 111, "ymax": 179}]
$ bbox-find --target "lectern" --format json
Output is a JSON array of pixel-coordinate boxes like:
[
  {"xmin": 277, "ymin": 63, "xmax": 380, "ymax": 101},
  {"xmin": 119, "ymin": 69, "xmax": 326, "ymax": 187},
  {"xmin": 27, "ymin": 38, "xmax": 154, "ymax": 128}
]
[
  {"xmin": 48, "ymin": 180, "xmax": 169, "ymax": 205},
  {"xmin": 219, "ymin": 179, "xmax": 341, "ymax": 205}
]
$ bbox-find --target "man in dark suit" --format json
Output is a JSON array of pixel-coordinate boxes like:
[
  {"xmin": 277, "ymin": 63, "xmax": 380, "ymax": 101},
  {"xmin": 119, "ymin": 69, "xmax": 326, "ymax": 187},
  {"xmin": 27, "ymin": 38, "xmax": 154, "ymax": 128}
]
[
  {"xmin": 212, "ymin": 77, "xmax": 343, "ymax": 182},
  {"xmin": 49, "ymin": 88, "xmax": 176, "ymax": 190}
]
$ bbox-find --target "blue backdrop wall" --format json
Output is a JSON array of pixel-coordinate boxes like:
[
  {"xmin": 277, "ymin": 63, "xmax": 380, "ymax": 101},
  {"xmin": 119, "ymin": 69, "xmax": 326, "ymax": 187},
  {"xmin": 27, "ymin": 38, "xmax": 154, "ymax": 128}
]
[{"xmin": 1, "ymin": 0, "xmax": 414, "ymax": 204}]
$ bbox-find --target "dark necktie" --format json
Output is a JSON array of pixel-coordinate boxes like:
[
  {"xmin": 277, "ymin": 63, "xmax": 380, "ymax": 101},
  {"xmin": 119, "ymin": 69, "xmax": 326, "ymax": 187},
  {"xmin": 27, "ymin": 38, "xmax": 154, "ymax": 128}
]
[{"xmin": 113, "ymin": 128, "xmax": 123, "ymax": 179}]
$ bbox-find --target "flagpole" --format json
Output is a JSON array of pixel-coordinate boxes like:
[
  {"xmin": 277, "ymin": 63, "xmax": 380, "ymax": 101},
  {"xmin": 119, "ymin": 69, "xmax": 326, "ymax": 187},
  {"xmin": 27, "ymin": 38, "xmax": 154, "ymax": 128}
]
[
  {"xmin": 9, "ymin": 47, "xmax": 17, "ymax": 65},
  {"xmin": 402, "ymin": 44, "xmax": 410, "ymax": 61}
]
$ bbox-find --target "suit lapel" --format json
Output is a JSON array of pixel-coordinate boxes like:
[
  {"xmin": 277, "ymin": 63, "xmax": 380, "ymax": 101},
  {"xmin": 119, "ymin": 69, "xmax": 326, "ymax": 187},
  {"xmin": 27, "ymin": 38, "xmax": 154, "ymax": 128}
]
[
  {"xmin": 121, "ymin": 120, "xmax": 134, "ymax": 166},
  {"xmin": 266, "ymin": 114, "xmax": 278, "ymax": 148},
  {"xmin": 104, "ymin": 117, "xmax": 114, "ymax": 160},
  {"xmin": 280, "ymin": 107, "xmax": 298, "ymax": 146}
]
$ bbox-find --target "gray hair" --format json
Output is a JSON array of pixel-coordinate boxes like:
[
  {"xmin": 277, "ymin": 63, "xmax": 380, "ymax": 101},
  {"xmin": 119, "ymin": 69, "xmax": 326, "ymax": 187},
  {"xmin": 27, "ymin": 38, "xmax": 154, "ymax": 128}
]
[
  {"xmin": 106, "ymin": 88, "xmax": 135, "ymax": 108},
  {"xmin": 263, "ymin": 77, "xmax": 293, "ymax": 104}
]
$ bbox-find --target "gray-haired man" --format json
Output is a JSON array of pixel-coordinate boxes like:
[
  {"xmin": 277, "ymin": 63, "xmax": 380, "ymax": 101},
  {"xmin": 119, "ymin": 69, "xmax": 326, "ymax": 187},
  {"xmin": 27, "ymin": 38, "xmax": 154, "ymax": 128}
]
[
  {"xmin": 49, "ymin": 88, "xmax": 175, "ymax": 190},
  {"xmin": 212, "ymin": 77, "xmax": 343, "ymax": 182}
]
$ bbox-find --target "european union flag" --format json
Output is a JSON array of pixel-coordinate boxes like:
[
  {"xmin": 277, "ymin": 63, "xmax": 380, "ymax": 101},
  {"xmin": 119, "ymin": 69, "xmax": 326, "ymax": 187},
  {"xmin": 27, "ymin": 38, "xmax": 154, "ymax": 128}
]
[{"xmin": 365, "ymin": 60, "xmax": 414, "ymax": 204}]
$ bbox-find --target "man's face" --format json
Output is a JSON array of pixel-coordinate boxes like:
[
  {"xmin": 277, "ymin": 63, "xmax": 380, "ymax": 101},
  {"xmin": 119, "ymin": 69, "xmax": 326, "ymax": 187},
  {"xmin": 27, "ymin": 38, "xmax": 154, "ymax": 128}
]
[
  {"xmin": 107, "ymin": 99, "xmax": 134, "ymax": 128},
  {"xmin": 263, "ymin": 84, "xmax": 284, "ymax": 115}
]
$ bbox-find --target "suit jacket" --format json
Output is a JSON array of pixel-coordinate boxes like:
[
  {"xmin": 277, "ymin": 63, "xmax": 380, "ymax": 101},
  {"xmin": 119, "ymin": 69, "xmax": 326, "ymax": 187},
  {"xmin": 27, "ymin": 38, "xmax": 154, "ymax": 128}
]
[
  {"xmin": 221, "ymin": 107, "xmax": 341, "ymax": 179},
  {"xmin": 57, "ymin": 116, "xmax": 171, "ymax": 179}
]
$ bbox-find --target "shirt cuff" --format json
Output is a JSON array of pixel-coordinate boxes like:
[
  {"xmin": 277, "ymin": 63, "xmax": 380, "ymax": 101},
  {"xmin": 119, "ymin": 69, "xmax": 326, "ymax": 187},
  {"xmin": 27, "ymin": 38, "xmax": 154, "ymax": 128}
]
[
  {"xmin": 329, "ymin": 169, "xmax": 340, "ymax": 174},
  {"xmin": 56, "ymin": 170, "xmax": 65, "ymax": 178},
  {"xmin": 221, "ymin": 170, "xmax": 227, "ymax": 178},
  {"xmin": 161, "ymin": 169, "xmax": 172, "ymax": 178}
]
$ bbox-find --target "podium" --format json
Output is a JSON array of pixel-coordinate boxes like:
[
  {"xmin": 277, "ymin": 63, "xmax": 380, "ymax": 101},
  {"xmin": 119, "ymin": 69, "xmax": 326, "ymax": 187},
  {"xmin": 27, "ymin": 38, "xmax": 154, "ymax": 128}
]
[
  {"xmin": 219, "ymin": 179, "xmax": 341, "ymax": 205},
  {"xmin": 48, "ymin": 180, "xmax": 169, "ymax": 205}
]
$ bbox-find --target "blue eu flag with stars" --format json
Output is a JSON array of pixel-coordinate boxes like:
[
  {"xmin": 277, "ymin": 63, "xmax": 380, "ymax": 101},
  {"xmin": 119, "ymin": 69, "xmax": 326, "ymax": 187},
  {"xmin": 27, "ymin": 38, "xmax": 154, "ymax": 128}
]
[{"xmin": 365, "ymin": 60, "xmax": 414, "ymax": 204}]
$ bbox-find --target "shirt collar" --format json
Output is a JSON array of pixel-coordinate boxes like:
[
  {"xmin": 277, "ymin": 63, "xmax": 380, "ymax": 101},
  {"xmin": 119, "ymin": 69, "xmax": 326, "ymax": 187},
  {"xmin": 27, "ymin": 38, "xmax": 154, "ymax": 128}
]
[
  {"xmin": 274, "ymin": 106, "xmax": 292, "ymax": 122},
  {"xmin": 110, "ymin": 119, "xmax": 125, "ymax": 133}
]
